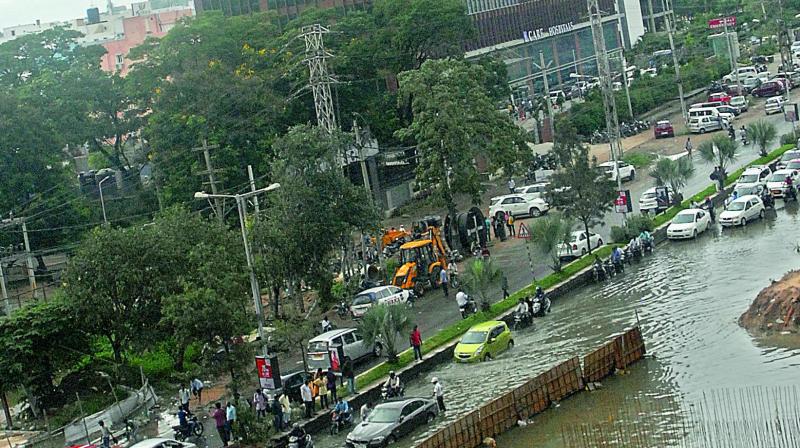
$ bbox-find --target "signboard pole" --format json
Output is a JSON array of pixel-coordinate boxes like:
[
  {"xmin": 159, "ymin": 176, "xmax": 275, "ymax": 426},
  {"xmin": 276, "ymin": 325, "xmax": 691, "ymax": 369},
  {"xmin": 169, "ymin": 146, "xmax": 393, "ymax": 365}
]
[{"xmin": 517, "ymin": 223, "xmax": 536, "ymax": 283}]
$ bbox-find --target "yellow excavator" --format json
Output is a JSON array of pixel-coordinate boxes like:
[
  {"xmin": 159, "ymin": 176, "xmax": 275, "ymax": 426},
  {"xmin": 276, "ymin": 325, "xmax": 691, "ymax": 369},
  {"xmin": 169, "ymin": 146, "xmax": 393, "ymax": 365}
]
[{"xmin": 391, "ymin": 225, "xmax": 448, "ymax": 296}]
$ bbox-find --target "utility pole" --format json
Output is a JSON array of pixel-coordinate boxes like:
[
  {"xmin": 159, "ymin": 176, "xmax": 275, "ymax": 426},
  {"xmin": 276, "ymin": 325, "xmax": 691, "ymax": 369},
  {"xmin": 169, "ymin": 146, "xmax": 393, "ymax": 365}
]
[
  {"xmin": 247, "ymin": 165, "xmax": 260, "ymax": 216},
  {"xmin": 193, "ymin": 140, "xmax": 223, "ymax": 222},
  {"xmin": 0, "ymin": 257, "xmax": 8, "ymax": 315},
  {"xmin": 664, "ymin": 0, "xmax": 688, "ymax": 124},
  {"xmin": 538, "ymin": 51, "xmax": 555, "ymax": 138},
  {"xmin": 619, "ymin": 50, "xmax": 634, "ymax": 119},
  {"xmin": 588, "ymin": 0, "xmax": 625, "ymax": 217},
  {"xmin": 20, "ymin": 220, "xmax": 37, "ymax": 298},
  {"xmin": 353, "ymin": 119, "xmax": 373, "ymax": 204},
  {"xmin": 301, "ymin": 24, "xmax": 338, "ymax": 134},
  {"xmin": 723, "ymin": 17, "xmax": 742, "ymax": 99}
]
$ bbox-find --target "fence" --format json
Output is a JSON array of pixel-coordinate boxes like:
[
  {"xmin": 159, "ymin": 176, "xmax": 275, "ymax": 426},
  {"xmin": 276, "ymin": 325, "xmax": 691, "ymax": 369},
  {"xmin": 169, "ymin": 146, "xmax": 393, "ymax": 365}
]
[{"xmin": 415, "ymin": 326, "xmax": 646, "ymax": 448}]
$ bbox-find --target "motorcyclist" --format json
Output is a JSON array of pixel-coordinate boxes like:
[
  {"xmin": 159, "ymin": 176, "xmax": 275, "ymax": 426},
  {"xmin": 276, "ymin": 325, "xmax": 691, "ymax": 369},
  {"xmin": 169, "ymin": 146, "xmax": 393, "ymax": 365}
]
[
  {"xmin": 638, "ymin": 230, "xmax": 653, "ymax": 249},
  {"xmin": 321, "ymin": 316, "xmax": 333, "ymax": 333},
  {"xmin": 740, "ymin": 126, "xmax": 748, "ymax": 143},
  {"xmin": 384, "ymin": 371, "xmax": 402, "ymax": 397},
  {"xmin": 456, "ymin": 288, "xmax": 470, "ymax": 316},
  {"xmin": 289, "ymin": 424, "xmax": 308, "ymax": 448},
  {"xmin": 611, "ymin": 246, "xmax": 623, "ymax": 264},
  {"xmin": 177, "ymin": 407, "xmax": 195, "ymax": 436},
  {"xmin": 727, "ymin": 124, "xmax": 735, "ymax": 140},
  {"xmin": 514, "ymin": 298, "xmax": 530, "ymax": 325},
  {"xmin": 786, "ymin": 175, "xmax": 796, "ymax": 199},
  {"xmin": 535, "ymin": 286, "xmax": 551, "ymax": 314},
  {"xmin": 628, "ymin": 236, "xmax": 641, "ymax": 253},
  {"xmin": 332, "ymin": 398, "xmax": 352, "ymax": 425}
]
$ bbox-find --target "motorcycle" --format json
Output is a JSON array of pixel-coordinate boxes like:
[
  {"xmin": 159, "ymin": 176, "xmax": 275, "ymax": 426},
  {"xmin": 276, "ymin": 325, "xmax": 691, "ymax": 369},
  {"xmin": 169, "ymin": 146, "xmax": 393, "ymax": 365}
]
[
  {"xmin": 381, "ymin": 383, "xmax": 406, "ymax": 401},
  {"xmin": 172, "ymin": 415, "xmax": 203, "ymax": 441},
  {"xmin": 593, "ymin": 262, "xmax": 607, "ymax": 282},
  {"xmin": 329, "ymin": 411, "xmax": 354, "ymax": 435},
  {"xmin": 459, "ymin": 296, "xmax": 478, "ymax": 319},
  {"xmin": 531, "ymin": 295, "xmax": 550, "ymax": 317},
  {"xmin": 513, "ymin": 311, "xmax": 533, "ymax": 330},
  {"xmin": 335, "ymin": 300, "xmax": 350, "ymax": 319},
  {"xmin": 623, "ymin": 247, "xmax": 633, "ymax": 265},
  {"xmin": 603, "ymin": 259, "xmax": 616, "ymax": 278},
  {"xmin": 641, "ymin": 239, "xmax": 654, "ymax": 254},
  {"xmin": 612, "ymin": 255, "xmax": 625, "ymax": 274},
  {"xmin": 784, "ymin": 184, "xmax": 797, "ymax": 202},
  {"xmin": 762, "ymin": 191, "xmax": 775, "ymax": 209},
  {"xmin": 288, "ymin": 434, "xmax": 314, "ymax": 448}
]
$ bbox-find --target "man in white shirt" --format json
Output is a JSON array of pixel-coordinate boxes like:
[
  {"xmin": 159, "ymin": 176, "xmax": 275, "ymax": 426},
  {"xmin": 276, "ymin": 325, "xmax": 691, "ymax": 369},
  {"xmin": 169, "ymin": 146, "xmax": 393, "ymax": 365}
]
[
  {"xmin": 431, "ymin": 377, "xmax": 445, "ymax": 412},
  {"xmin": 178, "ymin": 385, "xmax": 190, "ymax": 411},
  {"xmin": 191, "ymin": 378, "xmax": 204, "ymax": 403},
  {"xmin": 507, "ymin": 178, "xmax": 516, "ymax": 193},
  {"xmin": 456, "ymin": 289, "xmax": 468, "ymax": 308},
  {"xmin": 300, "ymin": 380, "xmax": 314, "ymax": 418}
]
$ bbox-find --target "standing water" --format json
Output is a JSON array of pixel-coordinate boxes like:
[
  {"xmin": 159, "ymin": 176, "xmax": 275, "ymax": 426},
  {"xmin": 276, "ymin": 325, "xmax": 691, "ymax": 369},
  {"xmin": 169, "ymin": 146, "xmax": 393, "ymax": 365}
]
[{"xmin": 316, "ymin": 203, "xmax": 800, "ymax": 448}]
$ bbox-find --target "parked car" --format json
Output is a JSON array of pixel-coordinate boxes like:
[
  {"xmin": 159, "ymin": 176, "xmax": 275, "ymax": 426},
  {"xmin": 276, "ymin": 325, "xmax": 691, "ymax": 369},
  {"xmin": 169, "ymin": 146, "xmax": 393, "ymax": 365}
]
[
  {"xmin": 598, "ymin": 161, "xmax": 635, "ymax": 182},
  {"xmin": 729, "ymin": 96, "xmax": 748, "ymax": 112},
  {"xmin": 489, "ymin": 194, "xmax": 549, "ymax": 219},
  {"xmin": 753, "ymin": 81, "xmax": 785, "ymax": 97},
  {"xmin": 777, "ymin": 150, "xmax": 800, "ymax": 169},
  {"xmin": 557, "ymin": 230, "xmax": 604, "ymax": 260},
  {"xmin": 733, "ymin": 183, "xmax": 766, "ymax": 198},
  {"xmin": 306, "ymin": 328, "xmax": 382, "ymax": 371},
  {"xmin": 775, "ymin": 72, "xmax": 800, "ymax": 88},
  {"xmin": 266, "ymin": 370, "xmax": 310, "ymax": 403},
  {"xmin": 549, "ymin": 90, "xmax": 565, "ymax": 104},
  {"xmin": 784, "ymin": 159, "xmax": 800, "ymax": 171},
  {"xmin": 735, "ymin": 165, "xmax": 772, "ymax": 189},
  {"xmin": 350, "ymin": 286, "xmax": 411, "ymax": 318},
  {"xmin": 719, "ymin": 195, "xmax": 766, "ymax": 227},
  {"xmin": 688, "ymin": 116, "xmax": 723, "ymax": 134},
  {"xmin": 514, "ymin": 182, "xmax": 550, "ymax": 199},
  {"xmin": 453, "ymin": 321, "xmax": 513, "ymax": 363},
  {"xmin": 667, "ymin": 208, "xmax": 711, "ymax": 239},
  {"xmin": 741, "ymin": 76, "xmax": 762, "ymax": 93},
  {"xmin": 130, "ymin": 439, "xmax": 196, "ymax": 448},
  {"xmin": 639, "ymin": 186, "xmax": 674, "ymax": 213},
  {"xmin": 764, "ymin": 96, "xmax": 786, "ymax": 115},
  {"xmin": 771, "ymin": 77, "xmax": 792, "ymax": 92},
  {"xmin": 345, "ymin": 398, "xmax": 439, "ymax": 448},
  {"xmin": 708, "ymin": 92, "xmax": 731, "ymax": 104},
  {"xmin": 766, "ymin": 169, "xmax": 800, "ymax": 198},
  {"xmin": 723, "ymin": 66, "xmax": 758, "ymax": 83},
  {"xmin": 716, "ymin": 105, "xmax": 741, "ymax": 116},
  {"xmin": 654, "ymin": 120, "xmax": 675, "ymax": 138}
]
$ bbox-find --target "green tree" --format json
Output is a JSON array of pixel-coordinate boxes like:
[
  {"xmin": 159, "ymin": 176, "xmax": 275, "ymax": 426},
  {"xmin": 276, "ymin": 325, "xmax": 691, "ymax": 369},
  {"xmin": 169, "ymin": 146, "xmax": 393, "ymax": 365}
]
[
  {"xmin": 253, "ymin": 125, "xmax": 377, "ymax": 311},
  {"xmin": 395, "ymin": 59, "xmax": 529, "ymax": 219},
  {"xmin": 549, "ymin": 125, "xmax": 616, "ymax": 254},
  {"xmin": 270, "ymin": 317, "xmax": 316, "ymax": 373},
  {"xmin": 358, "ymin": 304, "xmax": 411, "ymax": 363},
  {"xmin": 699, "ymin": 134, "xmax": 739, "ymax": 190},
  {"xmin": 461, "ymin": 258, "xmax": 503, "ymax": 310},
  {"xmin": 747, "ymin": 119, "xmax": 778, "ymax": 157},
  {"xmin": 649, "ymin": 156, "xmax": 695, "ymax": 204},
  {"xmin": 528, "ymin": 213, "xmax": 574, "ymax": 273}
]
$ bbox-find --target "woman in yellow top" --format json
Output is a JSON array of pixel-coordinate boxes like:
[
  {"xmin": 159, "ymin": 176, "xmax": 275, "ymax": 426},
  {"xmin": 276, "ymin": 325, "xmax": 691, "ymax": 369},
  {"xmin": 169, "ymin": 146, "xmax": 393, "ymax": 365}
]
[{"xmin": 313, "ymin": 369, "xmax": 328, "ymax": 409}]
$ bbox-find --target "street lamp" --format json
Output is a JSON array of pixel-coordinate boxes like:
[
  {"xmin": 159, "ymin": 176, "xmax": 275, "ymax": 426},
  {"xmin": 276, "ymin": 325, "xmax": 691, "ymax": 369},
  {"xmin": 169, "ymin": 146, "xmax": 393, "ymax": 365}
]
[
  {"xmin": 194, "ymin": 182, "xmax": 281, "ymax": 357},
  {"xmin": 99, "ymin": 176, "xmax": 112, "ymax": 225}
]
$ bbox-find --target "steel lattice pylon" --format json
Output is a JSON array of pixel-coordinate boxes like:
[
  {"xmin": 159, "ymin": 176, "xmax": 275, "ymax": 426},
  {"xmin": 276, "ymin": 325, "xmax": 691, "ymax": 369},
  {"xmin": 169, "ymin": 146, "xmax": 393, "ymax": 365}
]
[
  {"xmin": 588, "ymin": 0, "xmax": 623, "ymax": 161},
  {"xmin": 301, "ymin": 24, "xmax": 338, "ymax": 134}
]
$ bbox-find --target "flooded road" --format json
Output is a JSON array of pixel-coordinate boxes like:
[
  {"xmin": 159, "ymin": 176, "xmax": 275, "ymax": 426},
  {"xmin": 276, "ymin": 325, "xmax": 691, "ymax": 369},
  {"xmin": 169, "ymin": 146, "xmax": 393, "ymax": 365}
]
[{"xmin": 317, "ymin": 201, "xmax": 800, "ymax": 448}]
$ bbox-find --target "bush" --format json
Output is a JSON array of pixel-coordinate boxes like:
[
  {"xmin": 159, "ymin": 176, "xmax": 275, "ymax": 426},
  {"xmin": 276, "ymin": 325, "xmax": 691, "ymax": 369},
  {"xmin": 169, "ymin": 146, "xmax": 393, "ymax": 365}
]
[
  {"xmin": 623, "ymin": 152, "xmax": 657, "ymax": 168},
  {"xmin": 780, "ymin": 130, "xmax": 800, "ymax": 146},
  {"xmin": 610, "ymin": 214, "xmax": 654, "ymax": 243},
  {"xmin": 129, "ymin": 348, "xmax": 174, "ymax": 379}
]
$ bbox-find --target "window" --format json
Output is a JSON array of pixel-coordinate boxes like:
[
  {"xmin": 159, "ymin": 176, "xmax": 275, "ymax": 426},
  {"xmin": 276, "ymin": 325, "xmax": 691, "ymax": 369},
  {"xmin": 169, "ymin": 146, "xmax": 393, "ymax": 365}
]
[
  {"xmin": 342, "ymin": 332, "xmax": 356, "ymax": 345},
  {"xmin": 502, "ymin": 198, "xmax": 514, "ymax": 204},
  {"xmin": 353, "ymin": 331, "xmax": 363, "ymax": 341},
  {"xmin": 331, "ymin": 337, "xmax": 343, "ymax": 346},
  {"xmin": 402, "ymin": 401, "xmax": 423, "ymax": 416},
  {"xmin": 489, "ymin": 326, "xmax": 504, "ymax": 339},
  {"xmin": 115, "ymin": 53, "xmax": 124, "ymax": 64}
]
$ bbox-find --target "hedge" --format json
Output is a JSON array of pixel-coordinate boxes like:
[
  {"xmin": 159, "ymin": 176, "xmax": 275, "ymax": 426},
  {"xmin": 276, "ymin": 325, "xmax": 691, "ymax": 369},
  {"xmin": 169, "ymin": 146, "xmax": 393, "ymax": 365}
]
[{"xmin": 651, "ymin": 143, "xmax": 796, "ymax": 228}]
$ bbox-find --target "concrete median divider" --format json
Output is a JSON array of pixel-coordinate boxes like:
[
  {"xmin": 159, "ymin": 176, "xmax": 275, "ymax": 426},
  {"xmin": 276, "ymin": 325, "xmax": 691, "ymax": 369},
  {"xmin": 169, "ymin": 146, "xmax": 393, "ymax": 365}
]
[{"xmin": 411, "ymin": 326, "xmax": 646, "ymax": 448}]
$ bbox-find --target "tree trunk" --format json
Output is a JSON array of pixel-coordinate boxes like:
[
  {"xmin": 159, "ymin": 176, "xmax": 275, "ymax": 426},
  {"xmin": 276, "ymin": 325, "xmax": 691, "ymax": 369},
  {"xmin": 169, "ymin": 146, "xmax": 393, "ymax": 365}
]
[
  {"xmin": 172, "ymin": 341, "xmax": 187, "ymax": 371},
  {"xmin": 1, "ymin": 386, "xmax": 12, "ymax": 429},
  {"xmin": 584, "ymin": 220, "xmax": 593, "ymax": 255},
  {"xmin": 223, "ymin": 341, "xmax": 238, "ymax": 397},
  {"xmin": 22, "ymin": 385, "xmax": 40, "ymax": 419},
  {"xmin": 110, "ymin": 337, "xmax": 124, "ymax": 365}
]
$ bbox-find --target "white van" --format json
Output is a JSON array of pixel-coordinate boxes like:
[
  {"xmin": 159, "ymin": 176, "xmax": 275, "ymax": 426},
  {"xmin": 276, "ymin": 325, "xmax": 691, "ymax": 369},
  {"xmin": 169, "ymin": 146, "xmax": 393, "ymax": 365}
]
[
  {"xmin": 688, "ymin": 116, "xmax": 722, "ymax": 134},
  {"xmin": 723, "ymin": 66, "xmax": 758, "ymax": 83},
  {"xmin": 688, "ymin": 107, "xmax": 720, "ymax": 119}
]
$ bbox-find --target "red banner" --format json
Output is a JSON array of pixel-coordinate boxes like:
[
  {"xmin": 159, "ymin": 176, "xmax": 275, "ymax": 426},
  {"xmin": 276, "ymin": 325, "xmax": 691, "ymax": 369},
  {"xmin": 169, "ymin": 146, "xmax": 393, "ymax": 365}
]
[
  {"xmin": 708, "ymin": 16, "xmax": 736, "ymax": 29},
  {"xmin": 255, "ymin": 356, "xmax": 276, "ymax": 390}
]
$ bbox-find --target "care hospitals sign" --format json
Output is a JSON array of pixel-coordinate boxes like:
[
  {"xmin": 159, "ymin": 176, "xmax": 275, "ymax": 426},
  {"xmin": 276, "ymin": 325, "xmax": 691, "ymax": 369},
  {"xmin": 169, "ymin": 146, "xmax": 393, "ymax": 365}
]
[{"xmin": 523, "ymin": 22, "xmax": 574, "ymax": 43}]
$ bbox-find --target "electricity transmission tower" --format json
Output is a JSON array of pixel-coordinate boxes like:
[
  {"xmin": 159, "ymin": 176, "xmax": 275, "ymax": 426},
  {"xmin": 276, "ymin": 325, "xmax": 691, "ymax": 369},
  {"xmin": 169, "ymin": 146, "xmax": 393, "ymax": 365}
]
[
  {"xmin": 588, "ymin": 0, "xmax": 624, "ymax": 193},
  {"xmin": 301, "ymin": 24, "xmax": 338, "ymax": 134}
]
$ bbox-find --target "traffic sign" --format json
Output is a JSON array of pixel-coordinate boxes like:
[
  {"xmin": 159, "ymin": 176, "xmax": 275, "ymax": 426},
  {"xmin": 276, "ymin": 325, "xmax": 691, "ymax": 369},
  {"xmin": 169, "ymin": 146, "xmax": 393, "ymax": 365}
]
[
  {"xmin": 517, "ymin": 222, "xmax": 531, "ymax": 239},
  {"xmin": 708, "ymin": 16, "xmax": 736, "ymax": 29}
]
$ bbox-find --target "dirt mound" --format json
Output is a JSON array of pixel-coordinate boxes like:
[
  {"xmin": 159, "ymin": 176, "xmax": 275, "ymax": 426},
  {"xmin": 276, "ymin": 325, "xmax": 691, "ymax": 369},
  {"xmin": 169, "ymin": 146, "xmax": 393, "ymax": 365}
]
[{"xmin": 739, "ymin": 271, "xmax": 800, "ymax": 334}]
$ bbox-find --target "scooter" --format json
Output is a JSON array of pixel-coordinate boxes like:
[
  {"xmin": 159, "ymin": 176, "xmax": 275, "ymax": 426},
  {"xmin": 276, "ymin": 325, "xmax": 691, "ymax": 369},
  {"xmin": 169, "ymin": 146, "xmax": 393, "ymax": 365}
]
[
  {"xmin": 641, "ymin": 239, "xmax": 654, "ymax": 254},
  {"xmin": 459, "ymin": 296, "xmax": 478, "ymax": 319},
  {"xmin": 531, "ymin": 295, "xmax": 551, "ymax": 317},
  {"xmin": 623, "ymin": 247, "xmax": 634, "ymax": 265},
  {"xmin": 762, "ymin": 191, "xmax": 775, "ymax": 209},
  {"xmin": 603, "ymin": 259, "xmax": 616, "ymax": 278},
  {"xmin": 593, "ymin": 263, "xmax": 607, "ymax": 282},
  {"xmin": 335, "ymin": 300, "xmax": 349, "ymax": 319},
  {"xmin": 512, "ymin": 311, "xmax": 533, "ymax": 331},
  {"xmin": 784, "ymin": 184, "xmax": 797, "ymax": 202},
  {"xmin": 612, "ymin": 256, "xmax": 625, "ymax": 274},
  {"xmin": 172, "ymin": 416, "xmax": 204, "ymax": 441},
  {"xmin": 381, "ymin": 383, "xmax": 405, "ymax": 401},
  {"xmin": 288, "ymin": 434, "xmax": 314, "ymax": 448}
]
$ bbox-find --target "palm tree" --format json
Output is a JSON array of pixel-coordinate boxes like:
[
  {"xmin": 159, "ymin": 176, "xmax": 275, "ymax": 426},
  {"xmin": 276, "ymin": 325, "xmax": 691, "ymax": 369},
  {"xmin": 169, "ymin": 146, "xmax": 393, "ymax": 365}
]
[
  {"xmin": 747, "ymin": 119, "xmax": 777, "ymax": 157},
  {"xmin": 699, "ymin": 134, "xmax": 739, "ymax": 190},
  {"xmin": 461, "ymin": 258, "xmax": 503, "ymax": 311},
  {"xmin": 529, "ymin": 213, "xmax": 573, "ymax": 273},
  {"xmin": 358, "ymin": 303, "xmax": 411, "ymax": 363},
  {"xmin": 649, "ymin": 156, "xmax": 695, "ymax": 205}
]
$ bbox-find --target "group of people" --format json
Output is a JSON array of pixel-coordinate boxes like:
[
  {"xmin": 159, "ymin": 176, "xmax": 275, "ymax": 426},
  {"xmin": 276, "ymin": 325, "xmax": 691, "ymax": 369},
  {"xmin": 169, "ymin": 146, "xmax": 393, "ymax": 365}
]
[
  {"xmin": 210, "ymin": 401, "xmax": 237, "ymax": 446},
  {"xmin": 298, "ymin": 365, "xmax": 357, "ymax": 420},
  {"xmin": 252, "ymin": 387, "xmax": 291, "ymax": 432},
  {"xmin": 513, "ymin": 286, "xmax": 550, "ymax": 326},
  {"xmin": 177, "ymin": 378, "xmax": 205, "ymax": 411}
]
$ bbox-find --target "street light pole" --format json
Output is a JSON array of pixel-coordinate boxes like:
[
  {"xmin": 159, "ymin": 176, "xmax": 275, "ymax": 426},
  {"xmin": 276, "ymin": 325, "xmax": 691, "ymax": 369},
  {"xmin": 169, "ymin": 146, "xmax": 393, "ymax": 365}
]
[
  {"xmin": 99, "ymin": 176, "xmax": 111, "ymax": 226},
  {"xmin": 194, "ymin": 183, "xmax": 280, "ymax": 357}
]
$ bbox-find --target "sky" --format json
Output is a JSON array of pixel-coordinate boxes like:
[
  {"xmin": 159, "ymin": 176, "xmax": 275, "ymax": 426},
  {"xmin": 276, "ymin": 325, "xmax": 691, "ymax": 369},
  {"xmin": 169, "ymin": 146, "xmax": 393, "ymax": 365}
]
[{"xmin": 0, "ymin": 0, "xmax": 138, "ymax": 30}]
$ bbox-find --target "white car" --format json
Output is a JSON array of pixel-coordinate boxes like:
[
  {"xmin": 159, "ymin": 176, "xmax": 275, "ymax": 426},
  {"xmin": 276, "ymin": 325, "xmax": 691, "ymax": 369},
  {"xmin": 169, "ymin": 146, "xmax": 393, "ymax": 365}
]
[
  {"xmin": 719, "ymin": 195, "xmax": 766, "ymax": 227},
  {"xmin": 557, "ymin": 230, "xmax": 604, "ymax": 260},
  {"xmin": 729, "ymin": 96, "xmax": 748, "ymax": 112},
  {"xmin": 667, "ymin": 208, "xmax": 711, "ymax": 239},
  {"xmin": 639, "ymin": 186, "xmax": 674, "ymax": 214},
  {"xmin": 130, "ymin": 439, "xmax": 196, "ymax": 448},
  {"xmin": 489, "ymin": 194, "xmax": 549, "ymax": 219},
  {"xmin": 350, "ymin": 285, "xmax": 411, "ymax": 318},
  {"xmin": 766, "ymin": 169, "xmax": 800, "ymax": 198},
  {"xmin": 765, "ymin": 97, "xmax": 786, "ymax": 115},
  {"xmin": 513, "ymin": 182, "xmax": 550, "ymax": 200},
  {"xmin": 598, "ymin": 161, "xmax": 636, "ymax": 182},
  {"xmin": 777, "ymin": 150, "xmax": 800, "ymax": 169},
  {"xmin": 723, "ymin": 66, "xmax": 758, "ymax": 83},
  {"xmin": 735, "ymin": 165, "xmax": 771, "ymax": 189}
]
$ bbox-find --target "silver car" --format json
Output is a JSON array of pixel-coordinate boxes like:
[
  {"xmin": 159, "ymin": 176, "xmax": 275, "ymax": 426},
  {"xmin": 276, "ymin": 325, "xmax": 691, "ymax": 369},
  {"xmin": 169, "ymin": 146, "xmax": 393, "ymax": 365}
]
[{"xmin": 345, "ymin": 398, "xmax": 438, "ymax": 447}]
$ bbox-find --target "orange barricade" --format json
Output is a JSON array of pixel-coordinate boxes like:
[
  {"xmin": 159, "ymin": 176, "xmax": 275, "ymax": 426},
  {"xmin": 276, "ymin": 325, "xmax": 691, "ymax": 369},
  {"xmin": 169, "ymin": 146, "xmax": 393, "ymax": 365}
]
[
  {"xmin": 615, "ymin": 326, "xmax": 646, "ymax": 369},
  {"xmin": 543, "ymin": 356, "xmax": 584, "ymax": 402},
  {"xmin": 478, "ymin": 391, "xmax": 517, "ymax": 439},
  {"xmin": 583, "ymin": 339, "xmax": 619, "ymax": 383},
  {"xmin": 512, "ymin": 376, "xmax": 550, "ymax": 419}
]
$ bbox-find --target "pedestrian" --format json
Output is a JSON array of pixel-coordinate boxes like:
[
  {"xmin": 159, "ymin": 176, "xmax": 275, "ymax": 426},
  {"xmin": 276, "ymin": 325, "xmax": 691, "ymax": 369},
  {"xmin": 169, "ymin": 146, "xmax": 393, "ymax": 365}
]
[
  {"xmin": 410, "ymin": 325, "xmax": 423, "ymax": 361},
  {"xmin": 439, "ymin": 267, "xmax": 449, "ymax": 297},
  {"xmin": 253, "ymin": 388, "xmax": 268, "ymax": 419},
  {"xmin": 301, "ymin": 379, "xmax": 314, "ymax": 418},
  {"xmin": 212, "ymin": 402, "xmax": 228, "ymax": 446},
  {"xmin": 484, "ymin": 216, "xmax": 492, "ymax": 242},
  {"xmin": 225, "ymin": 401, "xmax": 237, "ymax": 442},
  {"xmin": 271, "ymin": 394, "xmax": 283, "ymax": 432},
  {"xmin": 98, "ymin": 420, "xmax": 116, "ymax": 448},
  {"xmin": 501, "ymin": 275, "xmax": 510, "ymax": 300},
  {"xmin": 178, "ymin": 385, "xmax": 190, "ymax": 412},
  {"xmin": 360, "ymin": 401, "xmax": 373, "ymax": 422},
  {"xmin": 312, "ymin": 369, "xmax": 327, "ymax": 409},
  {"xmin": 280, "ymin": 391, "xmax": 291, "ymax": 427},
  {"xmin": 704, "ymin": 196, "xmax": 716, "ymax": 223},
  {"xmin": 495, "ymin": 218, "xmax": 506, "ymax": 241},
  {"xmin": 506, "ymin": 214, "xmax": 515, "ymax": 237},
  {"xmin": 325, "ymin": 369, "xmax": 338, "ymax": 403},
  {"xmin": 685, "ymin": 137, "xmax": 693, "ymax": 156},
  {"xmin": 342, "ymin": 357, "xmax": 356, "ymax": 394},
  {"xmin": 191, "ymin": 378, "xmax": 204, "ymax": 404},
  {"xmin": 507, "ymin": 178, "xmax": 516, "ymax": 193},
  {"xmin": 431, "ymin": 377, "xmax": 445, "ymax": 412}
]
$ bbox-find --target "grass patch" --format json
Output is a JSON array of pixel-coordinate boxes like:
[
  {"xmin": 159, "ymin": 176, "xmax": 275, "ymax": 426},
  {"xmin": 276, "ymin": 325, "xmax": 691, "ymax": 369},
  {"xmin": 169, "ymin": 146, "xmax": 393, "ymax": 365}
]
[{"xmin": 623, "ymin": 152, "xmax": 657, "ymax": 169}]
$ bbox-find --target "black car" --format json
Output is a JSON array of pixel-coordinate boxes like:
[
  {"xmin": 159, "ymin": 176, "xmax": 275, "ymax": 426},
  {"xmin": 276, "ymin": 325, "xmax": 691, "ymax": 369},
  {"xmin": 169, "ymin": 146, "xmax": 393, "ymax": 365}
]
[
  {"xmin": 267, "ymin": 371, "xmax": 309, "ymax": 403},
  {"xmin": 345, "ymin": 398, "xmax": 439, "ymax": 448}
]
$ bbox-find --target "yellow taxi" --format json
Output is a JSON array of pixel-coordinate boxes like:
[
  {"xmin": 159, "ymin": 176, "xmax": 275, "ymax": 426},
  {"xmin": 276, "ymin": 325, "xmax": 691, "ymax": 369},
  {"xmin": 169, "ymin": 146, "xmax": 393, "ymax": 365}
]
[{"xmin": 453, "ymin": 320, "xmax": 514, "ymax": 363}]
